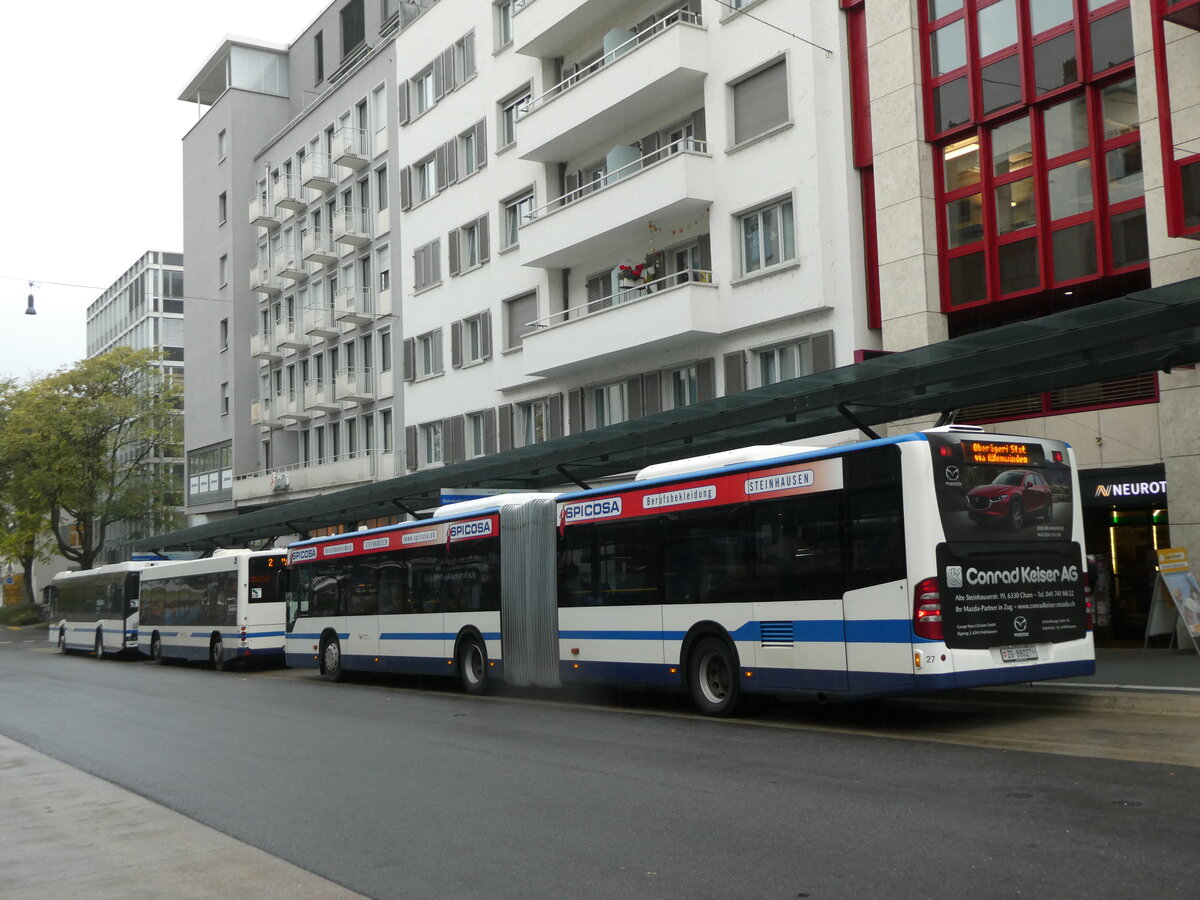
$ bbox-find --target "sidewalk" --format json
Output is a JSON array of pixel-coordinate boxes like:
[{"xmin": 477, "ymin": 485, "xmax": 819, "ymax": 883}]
[{"xmin": 0, "ymin": 734, "xmax": 364, "ymax": 900}]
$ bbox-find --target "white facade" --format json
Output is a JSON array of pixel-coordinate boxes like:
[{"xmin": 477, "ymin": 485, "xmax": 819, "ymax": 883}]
[{"xmin": 180, "ymin": 0, "xmax": 870, "ymax": 515}]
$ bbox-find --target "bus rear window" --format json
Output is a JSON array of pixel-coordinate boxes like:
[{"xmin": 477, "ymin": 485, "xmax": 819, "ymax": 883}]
[
  {"xmin": 248, "ymin": 556, "xmax": 287, "ymax": 603},
  {"xmin": 927, "ymin": 434, "xmax": 1073, "ymax": 541}
]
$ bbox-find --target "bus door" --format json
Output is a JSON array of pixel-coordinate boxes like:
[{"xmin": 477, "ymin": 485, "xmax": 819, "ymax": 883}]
[{"xmin": 344, "ymin": 562, "xmax": 380, "ymax": 664}]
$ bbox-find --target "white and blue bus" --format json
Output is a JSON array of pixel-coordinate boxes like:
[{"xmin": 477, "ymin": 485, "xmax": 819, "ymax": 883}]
[
  {"xmin": 285, "ymin": 427, "xmax": 1095, "ymax": 715},
  {"xmin": 48, "ymin": 562, "xmax": 159, "ymax": 658},
  {"xmin": 137, "ymin": 549, "xmax": 289, "ymax": 669}
]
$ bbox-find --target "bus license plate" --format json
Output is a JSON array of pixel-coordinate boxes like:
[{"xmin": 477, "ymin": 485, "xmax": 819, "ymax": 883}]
[{"xmin": 1000, "ymin": 646, "xmax": 1038, "ymax": 663}]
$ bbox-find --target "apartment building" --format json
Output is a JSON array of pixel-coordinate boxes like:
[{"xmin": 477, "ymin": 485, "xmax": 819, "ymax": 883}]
[
  {"xmin": 178, "ymin": 0, "xmax": 1200, "ymax": 643},
  {"xmin": 84, "ymin": 251, "xmax": 187, "ymax": 561},
  {"xmin": 178, "ymin": 0, "xmax": 868, "ymax": 518}
]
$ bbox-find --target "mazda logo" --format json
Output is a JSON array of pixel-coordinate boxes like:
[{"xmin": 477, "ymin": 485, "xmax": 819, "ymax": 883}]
[
  {"xmin": 945, "ymin": 466, "xmax": 960, "ymax": 481},
  {"xmin": 1014, "ymin": 616, "xmax": 1028, "ymax": 631}
]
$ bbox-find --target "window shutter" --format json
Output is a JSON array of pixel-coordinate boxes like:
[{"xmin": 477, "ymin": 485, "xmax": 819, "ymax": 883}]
[
  {"xmin": 641, "ymin": 131, "xmax": 661, "ymax": 165},
  {"xmin": 698, "ymin": 232, "xmax": 712, "ymax": 273},
  {"xmin": 397, "ymin": 82, "xmax": 409, "ymax": 125},
  {"xmin": 399, "ymin": 166, "xmax": 412, "ymax": 210},
  {"xmin": 432, "ymin": 238, "xmax": 441, "ymax": 284},
  {"xmin": 564, "ymin": 170, "xmax": 579, "ymax": 201},
  {"xmin": 626, "ymin": 376, "xmax": 644, "ymax": 419},
  {"xmin": 444, "ymin": 139, "xmax": 458, "ymax": 185},
  {"xmin": 435, "ymin": 145, "xmax": 448, "ymax": 192},
  {"xmin": 475, "ymin": 119, "xmax": 487, "ymax": 167},
  {"xmin": 568, "ymin": 389, "xmax": 584, "ymax": 434},
  {"xmin": 464, "ymin": 33, "xmax": 476, "ymax": 79},
  {"xmin": 434, "ymin": 53, "xmax": 446, "ymax": 99},
  {"xmin": 723, "ymin": 350, "xmax": 746, "ymax": 395},
  {"xmin": 403, "ymin": 337, "xmax": 415, "ymax": 381},
  {"xmin": 497, "ymin": 404, "xmax": 513, "ymax": 451},
  {"xmin": 433, "ymin": 327, "xmax": 444, "ymax": 374},
  {"xmin": 445, "ymin": 416, "xmax": 465, "ymax": 463},
  {"xmin": 483, "ymin": 407, "xmax": 497, "ymax": 455},
  {"xmin": 442, "ymin": 47, "xmax": 457, "ymax": 92},
  {"xmin": 642, "ymin": 371, "xmax": 662, "ymax": 415},
  {"xmin": 697, "ymin": 358, "xmax": 715, "ymax": 401},
  {"xmin": 693, "ymin": 107, "xmax": 707, "ymax": 144},
  {"xmin": 733, "ymin": 59, "xmax": 789, "ymax": 145},
  {"xmin": 448, "ymin": 229, "xmax": 460, "ymax": 277},
  {"xmin": 480, "ymin": 310, "xmax": 492, "ymax": 360},
  {"xmin": 811, "ymin": 331, "xmax": 834, "ymax": 372},
  {"xmin": 477, "ymin": 214, "xmax": 490, "ymax": 263},
  {"xmin": 405, "ymin": 425, "xmax": 418, "ymax": 470},
  {"xmin": 548, "ymin": 393, "xmax": 564, "ymax": 439},
  {"xmin": 450, "ymin": 320, "xmax": 463, "ymax": 367}
]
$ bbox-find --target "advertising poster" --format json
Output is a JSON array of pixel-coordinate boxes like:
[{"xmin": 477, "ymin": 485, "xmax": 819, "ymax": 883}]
[{"xmin": 1151, "ymin": 548, "xmax": 1200, "ymax": 649}]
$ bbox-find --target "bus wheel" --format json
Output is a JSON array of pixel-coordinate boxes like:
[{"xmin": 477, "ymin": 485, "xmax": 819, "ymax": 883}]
[
  {"xmin": 151, "ymin": 634, "xmax": 164, "ymax": 664},
  {"xmin": 210, "ymin": 634, "xmax": 226, "ymax": 671},
  {"xmin": 458, "ymin": 637, "xmax": 490, "ymax": 696},
  {"xmin": 94, "ymin": 632, "xmax": 105, "ymax": 660},
  {"xmin": 688, "ymin": 637, "xmax": 740, "ymax": 717},
  {"xmin": 321, "ymin": 635, "xmax": 344, "ymax": 683},
  {"xmin": 57, "ymin": 629, "xmax": 66, "ymax": 654}
]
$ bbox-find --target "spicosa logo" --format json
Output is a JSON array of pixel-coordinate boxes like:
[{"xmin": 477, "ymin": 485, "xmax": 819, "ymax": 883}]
[
  {"xmin": 448, "ymin": 519, "xmax": 494, "ymax": 541},
  {"xmin": 560, "ymin": 497, "xmax": 623, "ymax": 523},
  {"xmin": 946, "ymin": 565, "xmax": 963, "ymax": 588},
  {"xmin": 290, "ymin": 547, "xmax": 318, "ymax": 563}
]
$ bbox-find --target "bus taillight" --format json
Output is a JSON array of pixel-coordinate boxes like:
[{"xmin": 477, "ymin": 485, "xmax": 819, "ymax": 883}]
[
  {"xmin": 1083, "ymin": 571, "xmax": 1094, "ymax": 631},
  {"xmin": 913, "ymin": 577, "xmax": 944, "ymax": 641}
]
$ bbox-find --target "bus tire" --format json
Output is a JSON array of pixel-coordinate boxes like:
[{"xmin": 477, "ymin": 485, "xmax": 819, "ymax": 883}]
[
  {"xmin": 458, "ymin": 636, "xmax": 490, "ymax": 696},
  {"xmin": 94, "ymin": 631, "xmax": 105, "ymax": 660},
  {"xmin": 151, "ymin": 633, "xmax": 164, "ymax": 664},
  {"xmin": 688, "ymin": 636, "xmax": 741, "ymax": 718},
  {"xmin": 57, "ymin": 629, "xmax": 66, "ymax": 654},
  {"xmin": 320, "ymin": 635, "xmax": 344, "ymax": 683},
  {"xmin": 210, "ymin": 634, "xmax": 226, "ymax": 671}
]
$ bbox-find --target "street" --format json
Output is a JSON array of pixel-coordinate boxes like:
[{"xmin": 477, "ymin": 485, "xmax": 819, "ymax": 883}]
[{"xmin": 1, "ymin": 629, "xmax": 1198, "ymax": 899}]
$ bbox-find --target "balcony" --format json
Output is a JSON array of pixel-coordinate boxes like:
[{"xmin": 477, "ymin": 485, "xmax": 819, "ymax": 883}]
[
  {"xmin": 517, "ymin": 11, "xmax": 707, "ymax": 163},
  {"xmin": 521, "ymin": 272, "xmax": 720, "ymax": 378},
  {"xmin": 249, "ymin": 192, "xmax": 280, "ymax": 228},
  {"xmin": 333, "ymin": 126, "xmax": 368, "ymax": 170},
  {"xmin": 520, "ymin": 143, "xmax": 713, "ymax": 269},
  {"xmin": 334, "ymin": 284, "xmax": 376, "ymax": 324},
  {"xmin": 233, "ymin": 454, "xmax": 378, "ymax": 504},
  {"xmin": 251, "ymin": 329, "xmax": 281, "ymax": 361},
  {"xmin": 301, "ymin": 152, "xmax": 337, "ymax": 191},
  {"xmin": 277, "ymin": 389, "xmax": 310, "ymax": 422},
  {"xmin": 276, "ymin": 315, "xmax": 309, "ymax": 350},
  {"xmin": 274, "ymin": 174, "xmax": 307, "ymax": 212},
  {"xmin": 251, "ymin": 398, "xmax": 283, "ymax": 429},
  {"xmin": 513, "ymin": 0, "xmax": 635, "ymax": 59},
  {"xmin": 250, "ymin": 263, "xmax": 283, "ymax": 296},
  {"xmin": 335, "ymin": 366, "xmax": 375, "ymax": 404},
  {"xmin": 303, "ymin": 227, "xmax": 339, "ymax": 265},
  {"xmin": 304, "ymin": 305, "xmax": 340, "ymax": 339},
  {"xmin": 333, "ymin": 206, "xmax": 372, "ymax": 247},
  {"xmin": 274, "ymin": 244, "xmax": 308, "ymax": 281},
  {"xmin": 304, "ymin": 378, "xmax": 342, "ymax": 412}
]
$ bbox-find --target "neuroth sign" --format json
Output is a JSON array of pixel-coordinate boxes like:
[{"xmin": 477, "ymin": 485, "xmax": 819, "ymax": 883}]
[{"xmin": 926, "ymin": 433, "xmax": 1074, "ymax": 542}]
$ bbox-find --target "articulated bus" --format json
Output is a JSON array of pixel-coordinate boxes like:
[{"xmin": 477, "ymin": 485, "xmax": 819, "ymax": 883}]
[
  {"xmin": 48, "ymin": 562, "xmax": 160, "ymax": 658},
  {"xmin": 138, "ymin": 550, "xmax": 289, "ymax": 669},
  {"xmin": 286, "ymin": 427, "xmax": 1095, "ymax": 715}
]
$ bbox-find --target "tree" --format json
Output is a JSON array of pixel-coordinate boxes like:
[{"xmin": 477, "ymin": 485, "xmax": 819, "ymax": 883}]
[
  {"xmin": 0, "ymin": 378, "xmax": 52, "ymax": 605},
  {"xmin": 0, "ymin": 348, "xmax": 183, "ymax": 571}
]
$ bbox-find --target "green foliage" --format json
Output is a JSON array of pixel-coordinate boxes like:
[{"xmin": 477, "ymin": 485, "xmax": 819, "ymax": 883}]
[
  {"xmin": 0, "ymin": 604, "xmax": 45, "ymax": 626},
  {"xmin": 0, "ymin": 348, "xmax": 183, "ymax": 571}
]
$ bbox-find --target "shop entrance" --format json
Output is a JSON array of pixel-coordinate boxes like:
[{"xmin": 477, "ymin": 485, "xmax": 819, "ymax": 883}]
[{"xmin": 1084, "ymin": 507, "xmax": 1170, "ymax": 646}]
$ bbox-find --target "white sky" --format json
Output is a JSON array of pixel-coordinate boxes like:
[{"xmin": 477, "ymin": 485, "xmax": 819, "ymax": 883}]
[{"xmin": 0, "ymin": 1, "xmax": 329, "ymax": 383}]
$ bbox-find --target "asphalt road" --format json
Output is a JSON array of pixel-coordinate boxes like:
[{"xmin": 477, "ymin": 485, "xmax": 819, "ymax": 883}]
[{"xmin": 1, "ymin": 633, "xmax": 1197, "ymax": 899}]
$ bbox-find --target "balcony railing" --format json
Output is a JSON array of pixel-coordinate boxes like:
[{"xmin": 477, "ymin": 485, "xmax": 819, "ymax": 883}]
[
  {"xmin": 519, "ymin": 10, "xmax": 703, "ymax": 118},
  {"xmin": 251, "ymin": 329, "xmax": 281, "ymax": 361},
  {"xmin": 250, "ymin": 263, "xmax": 283, "ymax": 296},
  {"xmin": 276, "ymin": 315, "xmax": 309, "ymax": 350},
  {"xmin": 249, "ymin": 192, "xmax": 279, "ymax": 228},
  {"xmin": 277, "ymin": 389, "xmax": 310, "ymax": 421},
  {"xmin": 275, "ymin": 174, "xmax": 307, "ymax": 212},
  {"xmin": 524, "ymin": 139, "xmax": 708, "ymax": 225},
  {"xmin": 333, "ymin": 127, "xmax": 368, "ymax": 169},
  {"xmin": 304, "ymin": 378, "xmax": 342, "ymax": 412},
  {"xmin": 529, "ymin": 269, "xmax": 715, "ymax": 330},
  {"xmin": 333, "ymin": 206, "xmax": 372, "ymax": 246},
  {"xmin": 334, "ymin": 284, "xmax": 376, "ymax": 324},
  {"xmin": 252, "ymin": 398, "xmax": 284, "ymax": 428},
  {"xmin": 303, "ymin": 227, "xmax": 339, "ymax": 265},
  {"xmin": 275, "ymin": 244, "xmax": 308, "ymax": 280},
  {"xmin": 301, "ymin": 152, "xmax": 337, "ymax": 191},
  {"xmin": 304, "ymin": 304, "xmax": 340, "ymax": 339},
  {"xmin": 335, "ymin": 366, "xmax": 375, "ymax": 403}
]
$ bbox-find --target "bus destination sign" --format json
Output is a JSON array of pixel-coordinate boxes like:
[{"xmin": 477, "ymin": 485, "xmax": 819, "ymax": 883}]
[{"xmin": 962, "ymin": 441, "xmax": 1045, "ymax": 467}]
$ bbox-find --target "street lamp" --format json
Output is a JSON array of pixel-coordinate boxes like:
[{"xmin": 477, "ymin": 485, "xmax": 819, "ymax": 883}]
[{"xmin": 25, "ymin": 281, "xmax": 36, "ymax": 315}]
